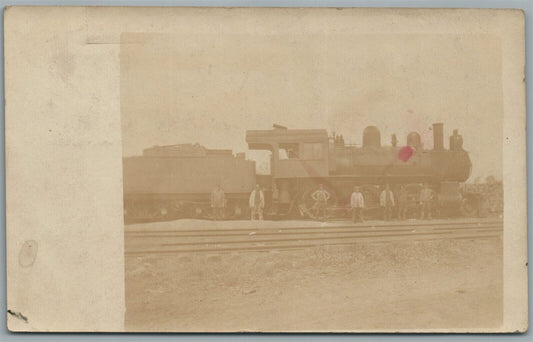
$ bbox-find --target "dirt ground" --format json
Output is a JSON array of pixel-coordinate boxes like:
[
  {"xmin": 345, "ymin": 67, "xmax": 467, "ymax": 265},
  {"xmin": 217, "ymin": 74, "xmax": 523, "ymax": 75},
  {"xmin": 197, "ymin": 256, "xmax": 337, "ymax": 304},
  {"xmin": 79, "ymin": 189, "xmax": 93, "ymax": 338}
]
[{"xmin": 125, "ymin": 221, "xmax": 502, "ymax": 332}]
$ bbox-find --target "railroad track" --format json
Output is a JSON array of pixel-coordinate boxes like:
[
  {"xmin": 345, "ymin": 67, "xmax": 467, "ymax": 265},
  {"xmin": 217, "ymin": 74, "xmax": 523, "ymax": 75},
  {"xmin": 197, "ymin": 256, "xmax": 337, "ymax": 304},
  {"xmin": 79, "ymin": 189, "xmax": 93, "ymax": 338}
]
[{"xmin": 125, "ymin": 219, "xmax": 503, "ymax": 256}]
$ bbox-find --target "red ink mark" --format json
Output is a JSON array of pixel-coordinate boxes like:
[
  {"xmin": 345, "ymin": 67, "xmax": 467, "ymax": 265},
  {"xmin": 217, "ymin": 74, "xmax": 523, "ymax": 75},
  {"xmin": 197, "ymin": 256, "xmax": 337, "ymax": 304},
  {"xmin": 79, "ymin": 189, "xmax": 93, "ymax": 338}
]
[
  {"xmin": 407, "ymin": 109, "xmax": 414, "ymax": 114},
  {"xmin": 398, "ymin": 146, "xmax": 413, "ymax": 162}
]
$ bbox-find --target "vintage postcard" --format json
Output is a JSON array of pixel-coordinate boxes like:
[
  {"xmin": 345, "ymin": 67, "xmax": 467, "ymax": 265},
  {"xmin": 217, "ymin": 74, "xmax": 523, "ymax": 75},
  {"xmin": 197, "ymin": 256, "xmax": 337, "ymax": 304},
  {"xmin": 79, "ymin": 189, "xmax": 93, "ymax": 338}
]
[{"xmin": 4, "ymin": 7, "xmax": 527, "ymax": 332}]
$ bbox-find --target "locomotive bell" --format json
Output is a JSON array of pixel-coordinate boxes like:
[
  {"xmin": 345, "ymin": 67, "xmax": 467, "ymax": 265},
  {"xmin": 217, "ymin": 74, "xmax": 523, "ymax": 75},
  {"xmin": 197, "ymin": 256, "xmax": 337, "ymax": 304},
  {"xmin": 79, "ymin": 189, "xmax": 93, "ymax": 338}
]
[{"xmin": 362, "ymin": 126, "xmax": 381, "ymax": 148}]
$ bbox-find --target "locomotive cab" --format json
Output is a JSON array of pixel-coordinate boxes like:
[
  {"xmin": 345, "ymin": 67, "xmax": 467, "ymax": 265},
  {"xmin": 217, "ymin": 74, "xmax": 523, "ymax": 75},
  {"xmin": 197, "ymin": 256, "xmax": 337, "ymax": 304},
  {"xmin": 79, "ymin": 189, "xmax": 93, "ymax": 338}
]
[
  {"xmin": 246, "ymin": 125, "xmax": 330, "ymax": 179},
  {"xmin": 246, "ymin": 125, "xmax": 330, "ymax": 216}
]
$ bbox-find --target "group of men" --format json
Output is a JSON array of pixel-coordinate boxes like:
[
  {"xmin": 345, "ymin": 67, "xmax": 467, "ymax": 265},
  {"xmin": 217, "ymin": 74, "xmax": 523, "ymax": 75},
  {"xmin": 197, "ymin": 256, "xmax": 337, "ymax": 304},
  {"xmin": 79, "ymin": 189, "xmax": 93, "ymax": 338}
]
[
  {"xmin": 349, "ymin": 183, "xmax": 434, "ymax": 223},
  {"xmin": 210, "ymin": 184, "xmax": 265, "ymax": 221},
  {"xmin": 211, "ymin": 182, "xmax": 434, "ymax": 222}
]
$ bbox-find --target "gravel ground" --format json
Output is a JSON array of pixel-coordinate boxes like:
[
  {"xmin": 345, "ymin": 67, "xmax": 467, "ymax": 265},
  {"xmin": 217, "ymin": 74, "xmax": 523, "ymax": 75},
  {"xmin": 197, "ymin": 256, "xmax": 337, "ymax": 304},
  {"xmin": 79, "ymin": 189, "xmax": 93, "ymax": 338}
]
[{"xmin": 125, "ymin": 221, "xmax": 502, "ymax": 332}]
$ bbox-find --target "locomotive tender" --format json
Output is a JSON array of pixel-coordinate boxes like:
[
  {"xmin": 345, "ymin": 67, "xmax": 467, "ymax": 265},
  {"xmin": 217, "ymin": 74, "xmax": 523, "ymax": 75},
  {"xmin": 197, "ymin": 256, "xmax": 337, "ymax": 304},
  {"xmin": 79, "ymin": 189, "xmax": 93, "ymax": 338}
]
[
  {"xmin": 123, "ymin": 144, "xmax": 256, "ymax": 221},
  {"xmin": 123, "ymin": 123, "xmax": 472, "ymax": 221}
]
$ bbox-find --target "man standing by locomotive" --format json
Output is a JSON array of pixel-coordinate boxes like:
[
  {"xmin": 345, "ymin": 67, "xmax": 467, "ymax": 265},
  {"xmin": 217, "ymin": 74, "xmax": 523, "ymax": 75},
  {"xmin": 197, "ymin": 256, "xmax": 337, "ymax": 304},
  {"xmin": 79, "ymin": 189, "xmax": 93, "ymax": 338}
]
[
  {"xmin": 419, "ymin": 183, "xmax": 433, "ymax": 220},
  {"xmin": 210, "ymin": 184, "xmax": 225, "ymax": 220},
  {"xmin": 249, "ymin": 184, "xmax": 265, "ymax": 221},
  {"xmin": 350, "ymin": 186, "xmax": 365, "ymax": 223},
  {"xmin": 312, "ymin": 184, "xmax": 331, "ymax": 220},
  {"xmin": 380, "ymin": 184, "xmax": 395, "ymax": 221},
  {"xmin": 397, "ymin": 185, "xmax": 408, "ymax": 220}
]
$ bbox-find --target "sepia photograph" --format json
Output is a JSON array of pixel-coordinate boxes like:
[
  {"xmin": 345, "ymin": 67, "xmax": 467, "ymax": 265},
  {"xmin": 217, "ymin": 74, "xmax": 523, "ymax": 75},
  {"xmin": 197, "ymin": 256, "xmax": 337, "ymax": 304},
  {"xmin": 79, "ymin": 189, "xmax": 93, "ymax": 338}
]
[
  {"xmin": 121, "ymin": 28, "xmax": 506, "ymax": 331},
  {"xmin": 4, "ymin": 6, "xmax": 527, "ymax": 333}
]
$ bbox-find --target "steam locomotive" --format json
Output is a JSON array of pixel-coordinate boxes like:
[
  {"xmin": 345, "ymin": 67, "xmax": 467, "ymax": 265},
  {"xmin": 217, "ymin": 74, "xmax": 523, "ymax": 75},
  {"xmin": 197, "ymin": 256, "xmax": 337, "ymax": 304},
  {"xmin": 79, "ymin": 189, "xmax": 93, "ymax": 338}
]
[{"xmin": 123, "ymin": 123, "xmax": 472, "ymax": 221}]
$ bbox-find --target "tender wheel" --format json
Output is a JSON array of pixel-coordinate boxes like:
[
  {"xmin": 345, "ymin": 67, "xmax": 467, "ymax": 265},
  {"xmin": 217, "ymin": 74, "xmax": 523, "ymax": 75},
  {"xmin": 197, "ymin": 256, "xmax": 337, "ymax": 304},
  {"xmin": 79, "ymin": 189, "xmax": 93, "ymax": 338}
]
[
  {"xmin": 124, "ymin": 201, "xmax": 163, "ymax": 221},
  {"xmin": 225, "ymin": 200, "xmax": 248, "ymax": 220}
]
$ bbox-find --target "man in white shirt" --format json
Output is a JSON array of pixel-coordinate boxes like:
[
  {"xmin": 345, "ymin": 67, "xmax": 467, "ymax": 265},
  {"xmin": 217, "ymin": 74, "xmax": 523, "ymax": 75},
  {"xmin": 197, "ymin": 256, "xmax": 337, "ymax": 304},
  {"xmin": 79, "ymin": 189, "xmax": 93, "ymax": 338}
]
[
  {"xmin": 350, "ymin": 186, "xmax": 365, "ymax": 223},
  {"xmin": 210, "ymin": 184, "xmax": 225, "ymax": 220},
  {"xmin": 419, "ymin": 183, "xmax": 433, "ymax": 220}
]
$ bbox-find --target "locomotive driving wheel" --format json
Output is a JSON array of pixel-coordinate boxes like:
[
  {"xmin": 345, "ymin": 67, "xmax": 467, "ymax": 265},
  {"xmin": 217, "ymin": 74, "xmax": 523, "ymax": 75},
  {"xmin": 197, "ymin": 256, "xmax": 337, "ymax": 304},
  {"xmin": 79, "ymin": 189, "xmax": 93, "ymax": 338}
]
[
  {"xmin": 124, "ymin": 201, "xmax": 166, "ymax": 221},
  {"xmin": 359, "ymin": 185, "xmax": 381, "ymax": 219},
  {"xmin": 403, "ymin": 183, "xmax": 423, "ymax": 219},
  {"xmin": 297, "ymin": 185, "xmax": 338, "ymax": 220}
]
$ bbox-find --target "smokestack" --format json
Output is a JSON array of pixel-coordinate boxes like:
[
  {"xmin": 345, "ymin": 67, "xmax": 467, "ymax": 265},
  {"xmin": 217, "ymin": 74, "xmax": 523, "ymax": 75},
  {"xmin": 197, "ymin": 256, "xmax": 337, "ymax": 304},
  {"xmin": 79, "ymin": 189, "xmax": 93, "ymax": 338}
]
[{"xmin": 433, "ymin": 123, "xmax": 444, "ymax": 150}]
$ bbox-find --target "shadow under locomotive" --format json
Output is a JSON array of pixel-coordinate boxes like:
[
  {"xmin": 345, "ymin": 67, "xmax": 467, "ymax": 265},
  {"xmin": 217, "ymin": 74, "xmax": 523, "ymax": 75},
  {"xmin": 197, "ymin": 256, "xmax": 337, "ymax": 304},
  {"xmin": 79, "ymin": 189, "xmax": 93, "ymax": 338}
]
[{"xmin": 123, "ymin": 123, "xmax": 499, "ymax": 224}]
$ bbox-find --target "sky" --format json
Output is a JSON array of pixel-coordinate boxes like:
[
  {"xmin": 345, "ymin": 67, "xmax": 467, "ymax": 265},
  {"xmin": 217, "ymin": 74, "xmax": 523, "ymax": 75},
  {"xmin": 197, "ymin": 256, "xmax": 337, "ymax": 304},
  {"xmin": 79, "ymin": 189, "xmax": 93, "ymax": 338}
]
[{"xmin": 121, "ymin": 32, "xmax": 503, "ymax": 181}]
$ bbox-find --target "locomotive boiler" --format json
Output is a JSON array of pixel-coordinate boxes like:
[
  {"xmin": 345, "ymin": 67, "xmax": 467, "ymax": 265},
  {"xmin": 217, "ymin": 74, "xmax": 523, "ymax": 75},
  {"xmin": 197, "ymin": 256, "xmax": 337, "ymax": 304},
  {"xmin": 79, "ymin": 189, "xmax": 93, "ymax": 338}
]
[{"xmin": 246, "ymin": 123, "xmax": 472, "ymax": 219}]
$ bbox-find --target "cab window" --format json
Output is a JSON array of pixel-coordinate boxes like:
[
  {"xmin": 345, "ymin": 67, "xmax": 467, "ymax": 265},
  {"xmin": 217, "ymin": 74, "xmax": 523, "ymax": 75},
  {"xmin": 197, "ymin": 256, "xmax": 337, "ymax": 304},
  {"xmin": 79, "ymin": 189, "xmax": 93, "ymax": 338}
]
[
  {"xmin": 301, "ymin": 143, "xmax": 323, "ymax": 160},
  {"xmin": 278, "ymin": 143, "xmax": 299, "ymax": 160}
]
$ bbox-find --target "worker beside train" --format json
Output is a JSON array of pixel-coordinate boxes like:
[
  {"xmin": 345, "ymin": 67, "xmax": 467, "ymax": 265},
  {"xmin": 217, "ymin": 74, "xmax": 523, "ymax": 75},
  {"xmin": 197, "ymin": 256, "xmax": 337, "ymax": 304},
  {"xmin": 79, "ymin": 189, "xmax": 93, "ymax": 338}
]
[
  {"xmin": 419, "ymin": 183, "xmax": 434, "ymax": 220},
  {"xmin": 249, "ymin": 184, "xmax": 265, "ymax": 221},
  {"xmin": 350, "ymin": 186, "xmax": 365, "ymax": 223},
  {"xmin": 311, "ymin": 184, "xmax": 331, "ymax": 220},
  {"xmin": 397, "ymin": 185, "xmax": 408, "ymax": 220},
  {"xmin": 210, "ymin": 184, "xmax": 226, "ymax": 220},
  {"xmin": 380, "ymin": 184, "xmax": 395, "ymax": 221}
]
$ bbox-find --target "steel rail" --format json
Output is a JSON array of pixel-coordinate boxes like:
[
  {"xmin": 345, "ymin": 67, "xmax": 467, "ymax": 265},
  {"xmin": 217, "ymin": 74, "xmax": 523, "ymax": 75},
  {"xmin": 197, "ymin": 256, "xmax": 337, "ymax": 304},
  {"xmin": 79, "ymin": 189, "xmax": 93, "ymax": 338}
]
[
  {"xmin": 125, "ymin": 234, "xmax": 501, "ymax": 256},
  {"xmin": 126, "ymin": 225, "xmax": 502, "ymax": 241},
  {"xmin": 125, "ymin": 223, "xmax": 501, "ymax": 256},
  {"xmin": 125, "ymin": 219, "xmax": 503, "ymax": 235}
]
